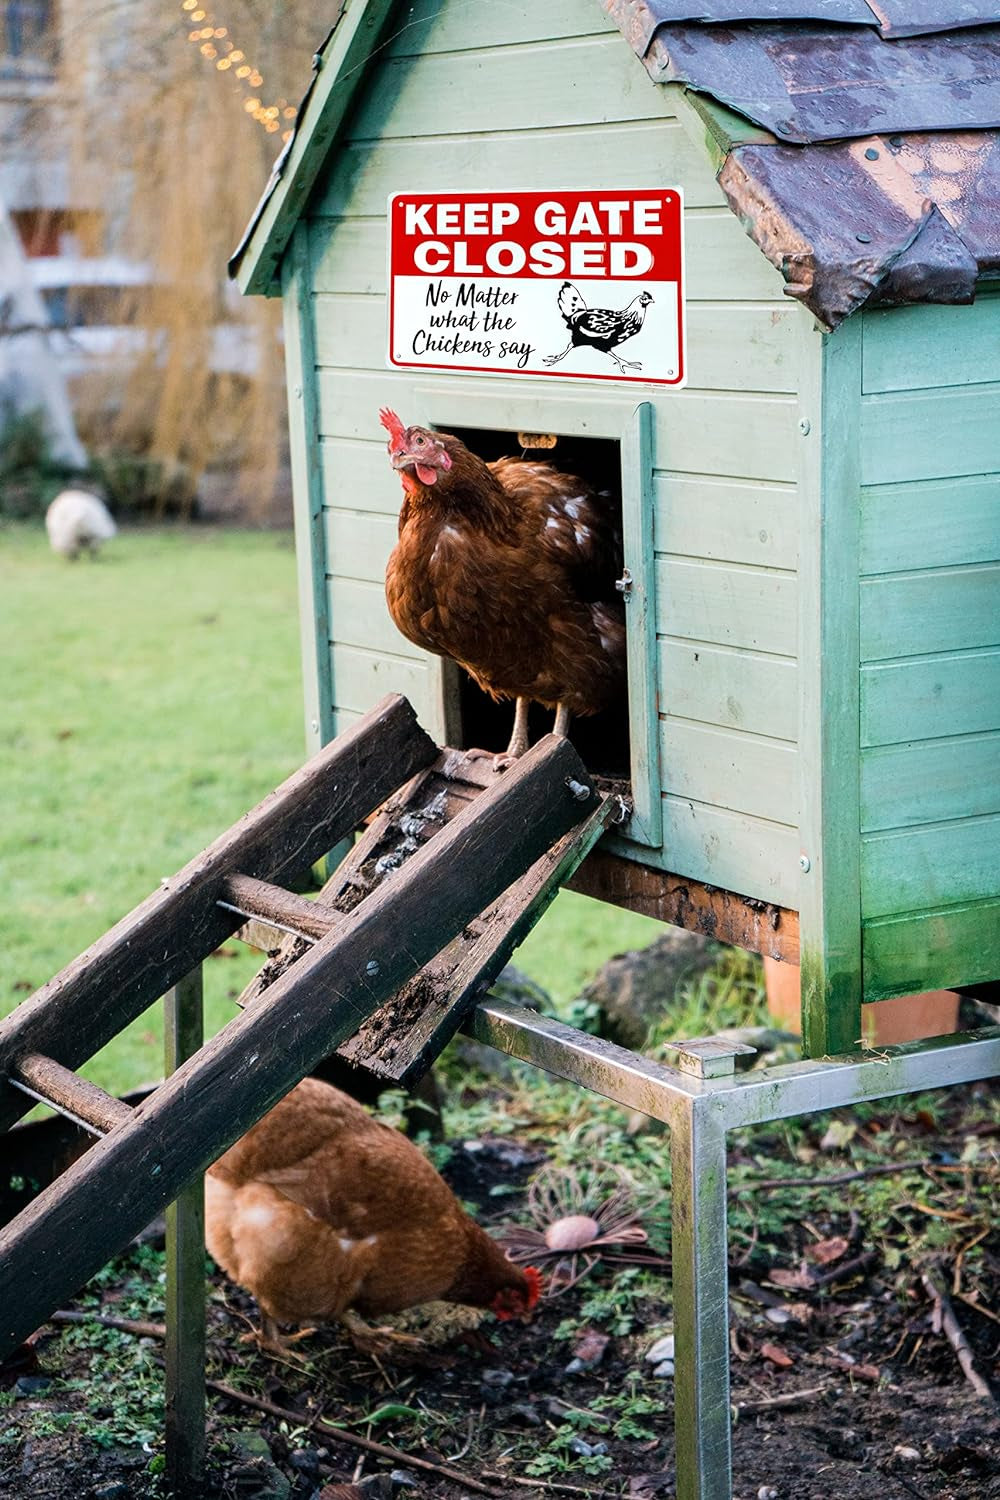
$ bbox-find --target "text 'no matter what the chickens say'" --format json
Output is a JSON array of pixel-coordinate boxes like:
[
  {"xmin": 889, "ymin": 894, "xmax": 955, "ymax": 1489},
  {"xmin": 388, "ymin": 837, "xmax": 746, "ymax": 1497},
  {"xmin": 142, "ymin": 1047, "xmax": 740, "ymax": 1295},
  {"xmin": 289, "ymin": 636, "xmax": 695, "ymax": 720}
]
[{"xmin": 387, "ymin": 189, "xmax": 685, "ymax": 386}]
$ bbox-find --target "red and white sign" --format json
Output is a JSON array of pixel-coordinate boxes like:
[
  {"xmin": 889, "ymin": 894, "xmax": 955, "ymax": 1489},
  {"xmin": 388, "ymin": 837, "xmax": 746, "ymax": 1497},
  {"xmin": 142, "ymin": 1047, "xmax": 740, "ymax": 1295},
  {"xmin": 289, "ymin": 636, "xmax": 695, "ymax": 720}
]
[{"xmin": 387, "ymin": 190, "xmax": 685, "ymax": 386}]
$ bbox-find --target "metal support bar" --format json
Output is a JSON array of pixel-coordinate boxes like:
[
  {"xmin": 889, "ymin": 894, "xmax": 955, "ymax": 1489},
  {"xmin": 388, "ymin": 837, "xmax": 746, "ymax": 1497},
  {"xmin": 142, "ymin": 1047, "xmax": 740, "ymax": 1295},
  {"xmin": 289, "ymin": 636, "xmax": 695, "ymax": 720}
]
[
  {"xmin": 671, "ymin": 1100, "xmax": 731, "ymax": 1500},
  {"xmin": 164, "ymin": 968, "xmax": 205, "ymax": 1498},
  {"xmin": 467, "ymin": 1000, "xmax": 1000, "ymax": 1500}
]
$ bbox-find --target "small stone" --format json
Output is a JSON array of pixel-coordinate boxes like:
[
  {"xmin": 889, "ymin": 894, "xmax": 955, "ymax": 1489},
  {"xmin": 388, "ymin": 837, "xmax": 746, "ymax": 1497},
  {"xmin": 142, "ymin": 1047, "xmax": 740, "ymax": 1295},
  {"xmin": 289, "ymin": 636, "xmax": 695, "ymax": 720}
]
[
  {"xmin": 568, "ymin": 1437, "xmax": 599, "ymax": 1458},
  {"xmin": 757, "ymin": 1488, "xmax": 778, "ymax": 1500},
  {"xmin": 893, "ymin": 1446, "xmax": 921, "ymax": 1463},
  {"xmin": 14, "ymin": 1376, "xmax": 51, "ymax": 1396},
  {"xmin": 652, "ymin": 1359, "xmax": 675, "ymax": 1379},
  {"xmin": 390, "ymin": 1471, "xmax": 420, "ymax": 1491},
  {"xmin": 94, "ymin": 1485, "xmax": 130, "ymax": 1500},
  {"xmin": 509, "ymin": 1403, "xmax": 543, "ymax": 1427},
  {"xmin": 289, "ymin": 1448, "xmax": 321, "ymax": 1477},
  {"xmin": 764, "ymin": 1307, "xmax": 791, "ymax": 1325},
  {"xmin": 482, "ymin": 1367, "xmax": 514, "ymax": 1388},
  {"xmin": 564, "ymin": 1358, "xmax": 586, "ymax": 1375},
  {"xmin": 645, "ymin": 1333, "xmax": 675, "ymax": 1364}
]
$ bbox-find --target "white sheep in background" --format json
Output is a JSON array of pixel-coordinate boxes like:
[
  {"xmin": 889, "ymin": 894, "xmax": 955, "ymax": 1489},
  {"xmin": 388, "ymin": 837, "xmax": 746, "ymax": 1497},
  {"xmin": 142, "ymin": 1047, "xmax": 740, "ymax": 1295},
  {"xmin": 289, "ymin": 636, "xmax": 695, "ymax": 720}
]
[{"xmin": 45, "ymin": 489, "xmax": 117, "ymax": 559}]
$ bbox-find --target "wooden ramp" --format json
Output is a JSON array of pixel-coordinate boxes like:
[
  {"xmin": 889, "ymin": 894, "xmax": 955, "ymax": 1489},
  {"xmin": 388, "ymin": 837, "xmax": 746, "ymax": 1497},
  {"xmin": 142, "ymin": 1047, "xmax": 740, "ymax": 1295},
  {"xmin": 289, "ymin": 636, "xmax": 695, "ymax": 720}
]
[{"xmin": 0, "ymin": 694, "xmax": 616, "ymax": 1360}]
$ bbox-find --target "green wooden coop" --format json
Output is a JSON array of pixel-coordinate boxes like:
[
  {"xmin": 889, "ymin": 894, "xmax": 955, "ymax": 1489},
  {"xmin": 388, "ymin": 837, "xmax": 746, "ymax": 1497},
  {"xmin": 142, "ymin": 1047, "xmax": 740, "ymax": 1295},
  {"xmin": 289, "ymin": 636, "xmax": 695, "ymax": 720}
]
[{"xmin": 231, "ymin": 0, "xmax": 1000, "ymax": 1060}]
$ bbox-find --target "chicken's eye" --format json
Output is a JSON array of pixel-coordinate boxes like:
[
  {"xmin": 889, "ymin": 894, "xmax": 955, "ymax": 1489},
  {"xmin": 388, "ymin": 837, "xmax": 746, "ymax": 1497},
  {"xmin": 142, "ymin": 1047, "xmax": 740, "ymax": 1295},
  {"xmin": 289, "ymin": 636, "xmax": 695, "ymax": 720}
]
[{"xmin": 413, "ymin": 434, "xmax": 425, "ymax": 447}]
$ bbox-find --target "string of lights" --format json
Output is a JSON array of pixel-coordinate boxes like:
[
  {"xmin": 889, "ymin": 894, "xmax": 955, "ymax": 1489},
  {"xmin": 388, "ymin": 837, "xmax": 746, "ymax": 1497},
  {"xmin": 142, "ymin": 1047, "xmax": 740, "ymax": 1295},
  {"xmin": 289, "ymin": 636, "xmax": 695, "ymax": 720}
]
[{"xmin": 179, "ymin": 0, "xmax": 298, "ymax": 140}]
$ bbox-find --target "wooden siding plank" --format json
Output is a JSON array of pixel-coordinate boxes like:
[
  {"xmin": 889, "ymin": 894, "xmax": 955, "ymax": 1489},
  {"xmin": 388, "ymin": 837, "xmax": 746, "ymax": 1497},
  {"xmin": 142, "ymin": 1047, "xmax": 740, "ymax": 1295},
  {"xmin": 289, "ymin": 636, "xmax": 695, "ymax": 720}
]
[
  {"xmin": 319, "ymin": 439, "xmax": 402, "ymax": 517},
  {"xmin": 861, "ymin": 647, "xmax": 1000, "ymax": 746},
  {"xmin": 862, "ymin": 298, "xmax": 1000, "ymax": 394},
  {"xmin": 349, "ymin": 35, "xmax": 675, "ymax": 140},
  {"xmin": 281, "ymin": 224, "xmax": 334, "ymax": 753},
  {"xmin": 653, "ymin": 473, "xmax": 798, "ymax": 569},
  {"xmin": 330, "ymin": 643, "xmax": 434, "ymax": 721},
  {"xmin": 317, "ymin": 371, "xmax": 800, "ymax": 482},
  {"xmin": 659, "ymin": 796, "xmax": 798, "ymax": 908},
  {"xmin": 315, "ymin": 124, "xmax": 725, "ymax": 219},
  {"xmin": 684, "ymin": 303, "xmax": 800, "ymax": 394},
  {"xmin": 861, "ymin": 385, "xmax": 1000, "ymax": 485},
  {"xmin": 385, "ymin": 0, "xmax": 618, "ymax": 56},
  {"xmin": 862, "ymin": 814, "xmax": 1000, "ymax": 919},
  {"xmin": 860, "ymin": 564, "xmax": 1000, "ymax": 662},
  {"xmin": 658, "ymin": 639, "xmax": 798, "ymax": 741},
  {"xmin": 797, "ymin": 315, "xmax": 864, "ymax": 1057},
  {"xmin": 323, "ymin": 508, "xmax": 396, "ymax": 584},
  {"xmin": 655, "ymin": 559, "xmax": 798, "ymax": 655},
  {"xmin": 863, "ymin": 899, "xmax": 1000, "ymax": 1001},
  {"xmin": 327, "ymin": 576, "xmax": 421, "ymax": 658},
  {"xmin": 861, "ymin": 734, "xmax": 1000, "ymax": 832},
  {"xmin": 308, "ymin": 209, "xmax": 786, "ymax": 304},
  {"xmin": 659, "ymin": 720, "xmax": 797, "ymax": 825},
  {"xmin": 312, "ymin": 293, "xmax": 800, "ymax": 396},
  {"xmin": 860, "ymin": 476, "xmax": 1000, "ymax": 574}
]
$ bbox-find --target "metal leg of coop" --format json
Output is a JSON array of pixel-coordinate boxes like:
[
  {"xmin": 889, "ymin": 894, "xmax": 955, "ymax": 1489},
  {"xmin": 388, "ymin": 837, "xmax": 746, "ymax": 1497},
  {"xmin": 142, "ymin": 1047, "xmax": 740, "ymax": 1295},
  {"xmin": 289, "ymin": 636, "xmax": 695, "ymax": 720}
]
[
  {"xmin": 164, "ymin": 967, "xmax": 206, "ymax": 1497},
  {"xmin": 467, "ymin": 999, "xmax": 1000, "ymax": 1500}
]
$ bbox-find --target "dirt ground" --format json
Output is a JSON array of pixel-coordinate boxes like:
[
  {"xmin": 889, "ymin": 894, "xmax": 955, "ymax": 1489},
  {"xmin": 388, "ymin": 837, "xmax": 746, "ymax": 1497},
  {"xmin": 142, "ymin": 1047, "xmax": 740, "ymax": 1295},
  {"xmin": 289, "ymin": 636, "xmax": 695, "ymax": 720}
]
[{"xmin": 2, "ymin": 1085, "xmax": 997, "ymax": 1500}]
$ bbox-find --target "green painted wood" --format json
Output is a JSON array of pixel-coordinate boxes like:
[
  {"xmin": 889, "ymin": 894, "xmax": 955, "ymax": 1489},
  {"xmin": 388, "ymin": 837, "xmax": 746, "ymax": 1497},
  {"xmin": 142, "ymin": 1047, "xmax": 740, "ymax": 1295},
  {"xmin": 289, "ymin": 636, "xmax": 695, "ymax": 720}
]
[
  {"xmin": 655, "ymin": 559, "xmax": 797, "ymax": 655},
  {"xmin": 862, "ymin": 813, "xmax": 1000, "ymax": 919},
  {"xmin": 350, "ymin": 33, "xmax": 670, "ymax": 140},
  {"xmin": 620, "ymin": 402, "xmax": 661, "ymax": 848},
  {"xmin": 654, "ymin": 474, "xmax": 798, "ymax": 568},
  {"xmin": 316, "ymin": 372, "xmax": 799, "ymax": 480},
  {"xmin": 862, "ymin": 297, "xmax": 1000, "ymax": 394},
  {"xmin": 315, "ymin": 123, "xmax": 725, "ymax": 219},
  {"xmin": 860, "ymin": 476, "xmax": 1000, "ymax": 574},
  {"xmin": 860, "ymin": 564, "xmax": 1000, "ymax": 663},
  {"xmin": 312, "ymin": 292, "xmax": 799, "ymax": 395},
  {"xmin": 861, "ymin": 733, "xmax": 1000, "ymax": 832},
  {"xmin": 863, "ymin": 898, "xmax": 1000, "ymax": 1001},
  {"xmin": 659, "ymin": 719, "xmax": 797, "ymax": 825},
  {"xmin": 234, "ymin": 0, "xmax": 401, "ymax": 295},
  {"xmin": 659, "ymin": 795, "xmax": 799, "ymax": 908},
  {"xmin": 319, "ymin": 439, "xmax": 402, "ymax": 517},
  {"xmin": 327, "ymin": 575, "xmax": 419, "ymax": 657},
  {"xmin": 861, "ymin": 384, "xmax": 1000, "ymax": 485},
  {"xmin": 675, "ymin": 87, "xmax": 776, "ymax": 174},
  {"xmin": 658, "ymin": 640, "xmax": 798, "ymax": 741},
  {"xmin": 797, "ymin": 315, "xmax": 864, "ymax": 1058},
  {"xmin": 330, "ymin": 642, "xmax": 435, "ymax": 721},
  {"xmin": 323, "ymin": 507, "xmax": 396, "ymax": 583},
  {"xmin": 281, "ymin": 224, "xmax": 334, "ymax": 755},
  {"xmin": 861, "ymin": 647, "xmax": 1000, "ymax": 746},
  {"xmin": 384, "ymin": 0, "xmax": 618, "ymax": 55},
  {"xmin": 308, "ymin": 208, "xmax": 785, "ymax": 303}
]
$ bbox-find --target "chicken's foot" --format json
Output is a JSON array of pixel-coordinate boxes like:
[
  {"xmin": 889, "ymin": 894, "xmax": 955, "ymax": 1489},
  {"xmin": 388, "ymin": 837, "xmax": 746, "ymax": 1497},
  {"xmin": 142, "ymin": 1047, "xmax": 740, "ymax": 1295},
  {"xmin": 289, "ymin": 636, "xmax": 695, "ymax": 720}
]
[
  {"xmin": 239, "ymin": 1315, "xmax": 315, "ymax": 1364},
  {"xmin": 608, "ymin": 353, "xmax": 642, "ymax": 373},
  {"xmin": 542, "ymin": 344, "xmax": 572, "ymax": 366},
  {"xmin": 340, "ymin": 1310, "xmax": 427, "ymax": 1360}
]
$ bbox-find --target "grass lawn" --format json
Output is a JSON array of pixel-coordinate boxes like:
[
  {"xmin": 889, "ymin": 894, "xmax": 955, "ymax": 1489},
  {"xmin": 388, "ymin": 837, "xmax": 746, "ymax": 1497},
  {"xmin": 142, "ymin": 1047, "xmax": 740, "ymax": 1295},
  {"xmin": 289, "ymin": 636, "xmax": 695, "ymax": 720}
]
[{"xmin": 2, "ymin": 521, "xmax": 660, "ymax": 1097}]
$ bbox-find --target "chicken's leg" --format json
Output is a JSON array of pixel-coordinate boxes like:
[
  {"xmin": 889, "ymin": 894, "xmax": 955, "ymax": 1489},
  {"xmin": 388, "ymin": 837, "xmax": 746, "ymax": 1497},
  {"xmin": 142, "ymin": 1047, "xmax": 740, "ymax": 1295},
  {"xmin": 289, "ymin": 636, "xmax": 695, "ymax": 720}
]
[
  {"xmin": 608, "ymin": 352, "xmax": 642, "ymax": 373},
  {"xmin": 505, "ymin": 695, "xmax": 532, "ymax": 758},
  {"xmin": 553, "ymin": 702, "xmax": 572, "ymax": 738},
  {"xmin": 543, "ymin": 344, "xmax": 573, "ymax": 366}
]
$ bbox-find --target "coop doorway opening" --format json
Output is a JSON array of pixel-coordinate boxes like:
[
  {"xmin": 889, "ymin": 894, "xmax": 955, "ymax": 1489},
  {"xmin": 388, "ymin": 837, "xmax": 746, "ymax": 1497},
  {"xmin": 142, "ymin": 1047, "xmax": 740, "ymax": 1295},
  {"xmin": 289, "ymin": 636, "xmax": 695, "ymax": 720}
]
[{"xmin": 439, "ymin": 425, "xmax": 631, "ymax": 782}]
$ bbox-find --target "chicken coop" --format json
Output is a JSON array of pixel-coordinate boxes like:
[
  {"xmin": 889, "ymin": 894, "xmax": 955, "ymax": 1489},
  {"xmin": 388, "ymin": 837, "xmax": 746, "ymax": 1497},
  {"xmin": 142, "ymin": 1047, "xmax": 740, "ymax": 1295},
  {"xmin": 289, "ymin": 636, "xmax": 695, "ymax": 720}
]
[{"xmin": 232, "ymin": 0, "xmax": 1000, "ymax": 1059}]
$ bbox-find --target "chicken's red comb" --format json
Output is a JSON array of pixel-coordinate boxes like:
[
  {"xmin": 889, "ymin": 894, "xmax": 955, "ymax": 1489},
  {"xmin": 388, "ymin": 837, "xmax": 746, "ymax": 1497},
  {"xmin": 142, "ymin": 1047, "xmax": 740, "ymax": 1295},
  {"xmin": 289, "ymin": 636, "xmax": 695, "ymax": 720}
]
[
  {"xmin": 523, "ymin": 1266, "xmax": 544, "ymax": 1309},
  {"xmin": 379, "ymin": 407, "xmax": 407, "ymax": 451}
]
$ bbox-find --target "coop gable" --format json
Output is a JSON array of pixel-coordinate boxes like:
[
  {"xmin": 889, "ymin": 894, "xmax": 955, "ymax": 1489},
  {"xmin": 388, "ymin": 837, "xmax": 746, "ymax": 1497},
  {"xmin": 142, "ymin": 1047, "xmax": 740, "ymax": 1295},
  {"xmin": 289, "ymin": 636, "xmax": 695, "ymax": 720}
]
[{"xmin": 233, "ymin": 0, "xmax": 1000, "ymax": 1055}]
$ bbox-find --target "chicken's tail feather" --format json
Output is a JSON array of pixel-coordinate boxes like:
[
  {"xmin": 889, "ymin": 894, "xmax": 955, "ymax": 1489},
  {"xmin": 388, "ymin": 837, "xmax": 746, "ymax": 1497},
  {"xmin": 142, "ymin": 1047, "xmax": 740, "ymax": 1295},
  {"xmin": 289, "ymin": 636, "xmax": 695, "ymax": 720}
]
[{"xmin": 556, "ymin": 281, "xmax": 587, "ymax": 322}]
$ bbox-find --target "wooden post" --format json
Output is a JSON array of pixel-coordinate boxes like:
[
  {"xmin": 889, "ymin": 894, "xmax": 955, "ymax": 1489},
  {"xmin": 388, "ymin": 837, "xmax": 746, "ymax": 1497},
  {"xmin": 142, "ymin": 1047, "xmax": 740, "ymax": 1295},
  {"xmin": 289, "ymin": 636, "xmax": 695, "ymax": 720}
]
[{"xmin": 164, "ymin": 968, "xmax": 205, "ymax": 1497}]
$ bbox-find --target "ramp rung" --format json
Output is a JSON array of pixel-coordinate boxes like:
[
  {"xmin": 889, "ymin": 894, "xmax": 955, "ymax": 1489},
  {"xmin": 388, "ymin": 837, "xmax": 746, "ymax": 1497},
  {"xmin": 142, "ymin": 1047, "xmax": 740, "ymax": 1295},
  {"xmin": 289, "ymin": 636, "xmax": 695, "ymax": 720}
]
[
  {"xmin": 219, "ymin": 874, "xmax": 341, "ymax": 944},
  {"xmin": 10, "ymin": 1054, "xmax": 134, "ymax": 1137}
]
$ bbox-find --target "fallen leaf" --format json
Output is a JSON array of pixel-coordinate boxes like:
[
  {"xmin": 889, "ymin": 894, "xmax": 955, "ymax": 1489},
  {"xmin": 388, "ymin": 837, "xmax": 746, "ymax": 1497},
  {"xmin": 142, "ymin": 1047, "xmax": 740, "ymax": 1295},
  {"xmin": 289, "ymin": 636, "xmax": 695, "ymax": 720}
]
[
  {"xmin": 761, "ymin": 1342, "xmax": 794, "ymax": 1368},
  {"xmin": 820, "ymin": 1119, "xmax": 857, "ymax": 1151},
  {"xmin": 768, "ymin": 1267, "xmax": 813, "ymax": 1291},
  {"xmin": 809, "ymin": 1236, "xmax": 850, "ymax": 1266}
]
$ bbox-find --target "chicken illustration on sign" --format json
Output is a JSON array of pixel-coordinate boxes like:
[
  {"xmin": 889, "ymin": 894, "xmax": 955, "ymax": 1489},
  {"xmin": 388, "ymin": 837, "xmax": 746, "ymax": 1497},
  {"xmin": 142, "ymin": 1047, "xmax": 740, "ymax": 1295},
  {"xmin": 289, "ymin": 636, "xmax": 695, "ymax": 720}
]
[{"xmin": 388, "ymin": 190, "xmax": 685, "ymax": 386}]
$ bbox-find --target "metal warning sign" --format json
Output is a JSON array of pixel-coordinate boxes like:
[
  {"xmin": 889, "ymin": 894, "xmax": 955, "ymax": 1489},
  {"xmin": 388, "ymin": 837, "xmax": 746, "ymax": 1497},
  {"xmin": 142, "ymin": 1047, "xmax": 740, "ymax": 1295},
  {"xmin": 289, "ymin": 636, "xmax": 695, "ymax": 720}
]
[{"xmin": 387, "ymin": 189, "xmax": 685, "ymax": 386}]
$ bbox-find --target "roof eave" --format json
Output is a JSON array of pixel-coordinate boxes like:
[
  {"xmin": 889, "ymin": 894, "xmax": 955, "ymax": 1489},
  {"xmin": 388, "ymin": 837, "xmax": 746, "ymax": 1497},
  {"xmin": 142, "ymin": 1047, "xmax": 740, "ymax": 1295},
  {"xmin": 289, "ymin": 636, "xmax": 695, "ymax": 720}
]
[{"xmin": 230, "ymin": 0, "xmax": 400, "ymax": 298}]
